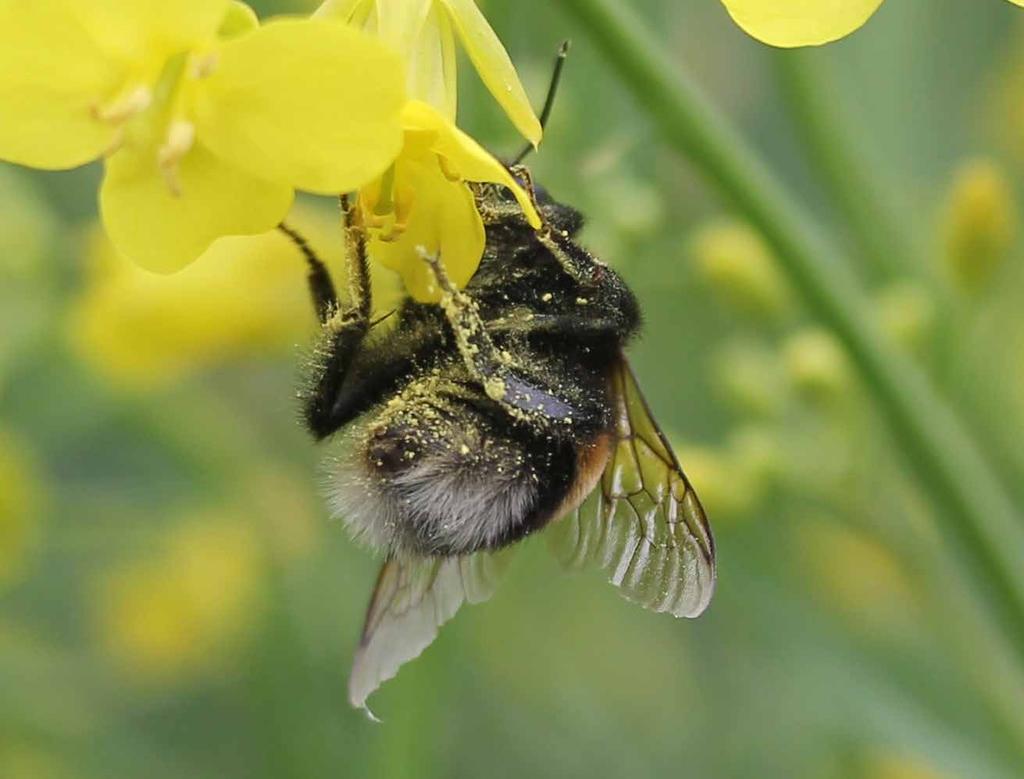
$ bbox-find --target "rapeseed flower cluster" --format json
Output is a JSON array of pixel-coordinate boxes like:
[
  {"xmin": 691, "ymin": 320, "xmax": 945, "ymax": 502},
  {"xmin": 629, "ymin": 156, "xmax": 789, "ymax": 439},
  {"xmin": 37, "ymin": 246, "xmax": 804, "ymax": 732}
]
[
  {"xmin": 0, "ymin": 0, "xmax": 541, "ymax": 300},
  {"xmin": 95, "ymin": 516, "xmax": 261, "ymax": 682}
]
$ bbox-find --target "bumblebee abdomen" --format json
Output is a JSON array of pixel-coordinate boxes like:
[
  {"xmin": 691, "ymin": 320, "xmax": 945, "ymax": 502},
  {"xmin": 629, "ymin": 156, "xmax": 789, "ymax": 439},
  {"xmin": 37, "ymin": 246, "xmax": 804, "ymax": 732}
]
[{"xmin": 324, "ymin": 377, "xmax": 586, "ymax": 557}]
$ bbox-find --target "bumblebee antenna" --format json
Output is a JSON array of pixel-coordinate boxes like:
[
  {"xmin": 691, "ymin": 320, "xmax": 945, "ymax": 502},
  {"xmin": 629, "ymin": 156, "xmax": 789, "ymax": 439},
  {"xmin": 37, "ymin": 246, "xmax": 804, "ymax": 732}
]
[{"xmin": 512, "ymin": 40, "xmax": 571, "ymax": 166}]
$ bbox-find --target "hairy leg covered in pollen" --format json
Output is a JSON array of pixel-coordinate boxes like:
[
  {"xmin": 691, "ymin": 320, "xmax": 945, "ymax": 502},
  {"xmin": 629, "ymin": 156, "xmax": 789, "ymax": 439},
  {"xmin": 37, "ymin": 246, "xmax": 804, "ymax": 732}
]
[
  {"xmin": 418, "ymin": 248, "xmax": 585, "ymax": 429},
  {"xmin": 303, "ymin": 195, "xmax": 377, "ymax": 439}
]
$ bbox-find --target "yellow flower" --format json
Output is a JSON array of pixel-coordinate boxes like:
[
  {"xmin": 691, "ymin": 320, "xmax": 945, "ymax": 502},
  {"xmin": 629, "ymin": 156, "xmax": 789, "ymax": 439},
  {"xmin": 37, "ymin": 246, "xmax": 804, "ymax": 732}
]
[
  {"xmin": 95, "ymin": 516, "xmax": 261, "ymax": 682},
  {"xmin": 712, "ymin": 339, "xmax": 788, "ymax": 418},
  {"xmin": 0, "ymin": 0, "xmax": 405, "ymax": 271},
  {"xmin": 360, "ymin": 100, "xmax": 541, "ymax": 301},
  {"xmin": 674, "ymin": 435, "xmax": 773, "ymax": 522},
  {"xmin": 721, "ymin": 0, "xmax": 1022, "ymax": 48},
  {"xmin": 941, "ymin": 158, "xmax": 1018, "ymax": 294},
  {"xmin": 0, "ymin": 746, "xmax": 69, "ymax": 779},
  {"xmin": 782, "ymin": 328, "xmax": 850, "ymax": 401},
  {"xmin": 690, "ymin": 219, "xmax": 792, "ymax": 319},
  {"xmin": 68, "ymin": 208, "xmax": 404, "ymax": 389},
  {"xmin": 867, "ymin": 753, "xmax": 949, "ymax": 779},
  {"xmin": 316, "ymin": 0, "xmax": 541, "ymax": 144},
  {"xmin": 874, "ymin": 282, "xmax": 935, "ymax": 353},
  {"xmin": 798, "ymin": 519, "xmax": 918, "ymax": 629}
]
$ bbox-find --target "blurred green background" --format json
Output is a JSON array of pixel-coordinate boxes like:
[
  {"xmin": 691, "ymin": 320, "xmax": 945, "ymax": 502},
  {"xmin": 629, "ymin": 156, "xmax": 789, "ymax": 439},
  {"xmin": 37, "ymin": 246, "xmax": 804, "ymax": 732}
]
[{"xmin": 3, "ymin": 1, "xmax": 1024, "ymax": 777}]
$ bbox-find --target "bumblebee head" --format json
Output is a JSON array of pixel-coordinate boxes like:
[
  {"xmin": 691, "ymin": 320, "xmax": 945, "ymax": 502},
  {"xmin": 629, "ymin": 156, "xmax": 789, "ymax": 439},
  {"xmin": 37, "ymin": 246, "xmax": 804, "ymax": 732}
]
[
  {"xmin": 473, "ymin": 167, "xmax": 585, "ymax": 240},
  {"xmin": 470, "ymin": 41, "xmax": 582, "ymax": 241}
]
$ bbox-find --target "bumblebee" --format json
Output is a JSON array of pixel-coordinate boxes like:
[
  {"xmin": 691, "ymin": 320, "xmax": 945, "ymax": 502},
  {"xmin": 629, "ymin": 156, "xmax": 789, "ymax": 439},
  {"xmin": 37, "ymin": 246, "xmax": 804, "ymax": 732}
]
[
  {"xmin": 287, "ymin": 48, "xmax": 715, "ymax": 712},
  {"xmin": 288, "ymin": 172, "xmax": 716, "ymax": 712}
]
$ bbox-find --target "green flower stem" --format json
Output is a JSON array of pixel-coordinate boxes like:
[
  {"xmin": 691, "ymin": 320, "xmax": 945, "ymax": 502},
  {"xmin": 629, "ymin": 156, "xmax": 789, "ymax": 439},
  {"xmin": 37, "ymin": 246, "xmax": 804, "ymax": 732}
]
[
  {"xmin": 771, "ymin": 49, "xmax": 910, "ymax": 283},
  {"xmin": 558, "ymin": 0, "xmax": 1024, "ymax": 659}
]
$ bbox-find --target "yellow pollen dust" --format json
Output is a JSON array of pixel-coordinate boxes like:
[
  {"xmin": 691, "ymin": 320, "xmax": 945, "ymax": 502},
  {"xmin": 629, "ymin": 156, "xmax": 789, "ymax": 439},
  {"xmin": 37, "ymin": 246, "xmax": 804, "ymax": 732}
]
[
  {"xmin": 484, "ymin": 377, "xmax": 507, "ymax": 402},
  {"xmin": 189, "ymin": 51, "xmax": 220, "ymax": 79},
  {"xmin": 157, "ymin": 119, "xmax": 196, "ymax": 197},
  {"xmin": 92, "ymin": 85, "xmax": 153, "ymax": 124}
]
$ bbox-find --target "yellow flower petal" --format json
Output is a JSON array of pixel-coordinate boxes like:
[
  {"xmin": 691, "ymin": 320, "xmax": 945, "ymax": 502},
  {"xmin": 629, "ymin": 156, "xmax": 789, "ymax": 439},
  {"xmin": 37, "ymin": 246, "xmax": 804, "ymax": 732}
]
[
  {"xmin": 401, "ymin": 100, "xmax": 541, "ymax": 228},
  {"xmin": 100, "ymin": 139, "xmax": 293, "ymax": 273},
  {"xmin": 374, "ymin": 0, "xmax": 434, "ymax": 54},
  {"xmin": 192, "ymin": 19, "xmax": 405, "ymax": 195},
  {"xmin": 720, "ymin": 0, "xmax": 885, "ymax": 47},
  {"xmin": 0, "ymin": 0, "xmax": 123, "ymax": 168},
  {"xmin": 218, "ymin": 1, "xmax": 259, "ymax": 38},
  {"xmin": 370, "ymin": 157, "xmax": 484, "ymax": 301},
  {"xmin": 407, "ymin": 3, "xmax": 459, "ymax": 119},
  {"xmin": 0, "ymin": 0, "xmax": 236, "ymax": 170},
  {"xmin": 315, "ymin": 0, "xmax": 374, "ymax": 24},
  {"xmin": 438, "ymin": 0, "xmax": 541, "ymax": 144},
  {"xmin": 78, "ymin": 0, "xmax": 231, "ymax": 58}
]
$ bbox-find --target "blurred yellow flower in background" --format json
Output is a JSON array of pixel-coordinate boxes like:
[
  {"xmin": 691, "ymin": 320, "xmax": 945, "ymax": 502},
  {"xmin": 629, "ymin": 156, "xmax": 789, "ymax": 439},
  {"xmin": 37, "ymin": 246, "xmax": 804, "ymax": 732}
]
[
  {"xmin": 783, "ymin": 328, "xmax": 850, "ymax": 402},
  {"xmin": 0, "ymin": 746, "xmax": 69, "ymax": 779},
  {"xmin": 362, "ymin": 100, "xmax": 541, "ymax": 301},
  {"xmin": 721, "ymin": 0, "xmax": 1022, "ymax": 47},
  {"xmin": 68, "ymin": 207, "xmax": 402, "ymax": 389},
  {"xmin": 675, "ymin": 429, "xmax": 779, "ymax": 522},
  {"xmin": 873, "ymin": 282, "xmax": 936, "ymax": 354},
  {"xmin": 95, "ymin": 516, "xmax": 261, "ymax": 682},
  {"xmin": 0, "ymin": 1, "xmax": 405, "ymax": 271},
  {"xmin": 316, "ymin": 0, "xmax": 542, "ymax": 144},
  {"xmin": 0, "ymin": 432, "xmax": 42, "ymax": 588},
  {"xmin": 690, "ymin": 219, "xmax": 792, "ymax": 320},
  {"xmin": 712, "ymin": 339, "xmax": 789, "ymax": 418},
  {"xmin": 940, "ymin": 158, "xmax": 1018, "ymax": 295},
  {"xmin": 867, "ymin": 752, "xmax": 950, "ymax": 779},
  {"xmin": 799, "ymin": 520, "xmax": 918, "ymax": 629}
]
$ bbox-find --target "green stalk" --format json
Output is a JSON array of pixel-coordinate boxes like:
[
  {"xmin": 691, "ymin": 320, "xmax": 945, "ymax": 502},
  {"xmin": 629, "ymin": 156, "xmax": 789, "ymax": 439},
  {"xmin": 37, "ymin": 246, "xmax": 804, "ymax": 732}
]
[
  {"xmin": 558, "ymin": 0, "xmax": 1024, "ymax": 660},
  {"xmin": 771, "ymin": 49, "xmax": 910, "ymax": 283}
]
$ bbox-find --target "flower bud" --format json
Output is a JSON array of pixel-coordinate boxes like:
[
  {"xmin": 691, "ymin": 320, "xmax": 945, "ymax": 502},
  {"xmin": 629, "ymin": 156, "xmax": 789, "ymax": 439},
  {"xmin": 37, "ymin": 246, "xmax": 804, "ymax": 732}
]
[
  {"xmin": 94, "ymin": 515, "xmax": 261, "ymax": 683},
  {"xmin": 690, "ymin": 220, "xmax": 791, "ymax": 319},
  {"xmin": 865, "ymin": 752, "xmax": 946, "ymax": 779},
  {"xmin": 874, "ymin": 282, "xmax": 935, "ymax": 353},
  {"xmin": 783, "ymin": 328, "xmax": 850, "ymax": 401},
  {"xmin": 712, "ymin": 339, "xmax": 788, "ymax": 418},
  {"xmin": 799, "ymin": 520, "xmax": 917, "ymax": 628},
  {"xmin": 605, "ymin": 174, "xmax": 666, "ymax": 236},
  {"xmin": 941, "ymin": 158, "xmax": 1017, "ymax": 293}
]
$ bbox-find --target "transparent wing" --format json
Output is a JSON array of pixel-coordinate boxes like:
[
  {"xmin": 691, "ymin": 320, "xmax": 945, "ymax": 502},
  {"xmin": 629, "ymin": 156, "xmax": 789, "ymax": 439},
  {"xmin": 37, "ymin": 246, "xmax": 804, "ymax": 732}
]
[
  {"xmin": 549, "ymin": 356, "xmax": 716, "ymax": 618},
  {"xmin": 348, "ymin": 550, "xmax": 510, "ymax": 715}
]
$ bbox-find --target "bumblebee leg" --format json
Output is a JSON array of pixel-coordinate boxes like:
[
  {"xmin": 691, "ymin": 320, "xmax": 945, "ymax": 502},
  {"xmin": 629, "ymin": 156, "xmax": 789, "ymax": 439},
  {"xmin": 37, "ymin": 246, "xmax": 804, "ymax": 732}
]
[
  {"xmin": 302, "ymin": 195, "xmax": 375, "ymax": 439},
  {"xmin": 487, "ymin": 308, "xmax": 637, "ymax": 340},
  {"xmin": 419, "ymin": 249, "xmax": 583, "ymax": 427},
  {"xmin": 277, "ymin": 222, "xmax": 338, "ymax": 324},
  {"xmin": 340, "ymin": 193, "xmax": 372, "ymax": 322},
  {"xmin": 535, "ymin": 227, "xmax": 610, "ymax": 287}
]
